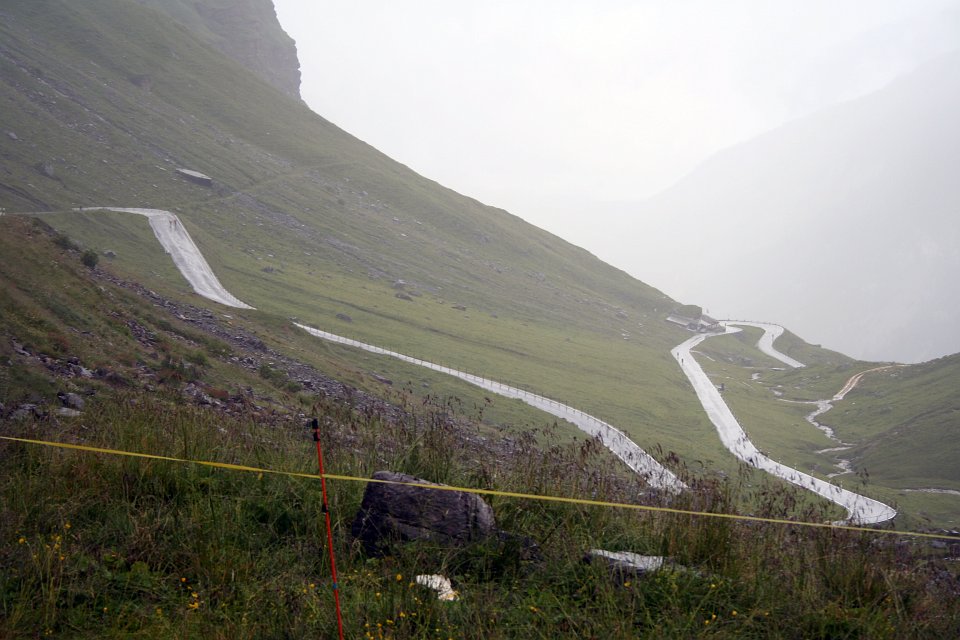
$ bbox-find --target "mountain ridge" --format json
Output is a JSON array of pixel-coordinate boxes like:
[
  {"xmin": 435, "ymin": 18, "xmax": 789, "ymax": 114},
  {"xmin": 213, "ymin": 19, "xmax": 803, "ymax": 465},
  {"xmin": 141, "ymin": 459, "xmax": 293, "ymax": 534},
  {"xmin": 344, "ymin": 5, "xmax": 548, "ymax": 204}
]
[
  {"xmin": 132, "ymin": 0, "xmax": 301, "ymax": 99},
  {"xmin": 598, "ymin": 49, "xmax": 960, "ymax": 363}
]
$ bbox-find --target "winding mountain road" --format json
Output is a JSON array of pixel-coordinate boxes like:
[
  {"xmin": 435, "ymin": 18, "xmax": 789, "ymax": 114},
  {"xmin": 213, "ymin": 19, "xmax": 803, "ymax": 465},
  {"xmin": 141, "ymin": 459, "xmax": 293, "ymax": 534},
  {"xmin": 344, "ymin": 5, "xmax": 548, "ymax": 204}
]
[
  {"xmin": 721, "ymin": 320, "xmax": 805, "ymax": 368},
  {"xmin": 63, "ymin": 207, "xmax": 896, "ymax": 522},
  {"xmin": 674, "ymin": 322, "xmax": 896, "ymax": 524},
  {"xmin": 67, "ymin": 207, "xmax": 683, "ymax": 491},
  {"xmin": 79, "ymin": 208, "xmax": 254, "ymax": 309},
  {"xmin": 294, "ymin": 324, "xmax": 686, "ymax": 492}
]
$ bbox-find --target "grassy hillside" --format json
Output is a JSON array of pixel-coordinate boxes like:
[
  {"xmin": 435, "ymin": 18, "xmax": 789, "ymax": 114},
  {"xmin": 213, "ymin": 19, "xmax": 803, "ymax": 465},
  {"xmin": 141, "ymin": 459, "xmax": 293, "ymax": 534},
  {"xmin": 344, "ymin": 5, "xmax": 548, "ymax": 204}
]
[
  {"xmin": 131, "ymin": 0, "xmax": 301, "ymax": 99},
  {"xmin": 2, "ymin": 216, "xmax": 958, "ymax": 639},
  {"xmin": 831, "ymin": 355, "xmax": 960, "ymax": 495}
]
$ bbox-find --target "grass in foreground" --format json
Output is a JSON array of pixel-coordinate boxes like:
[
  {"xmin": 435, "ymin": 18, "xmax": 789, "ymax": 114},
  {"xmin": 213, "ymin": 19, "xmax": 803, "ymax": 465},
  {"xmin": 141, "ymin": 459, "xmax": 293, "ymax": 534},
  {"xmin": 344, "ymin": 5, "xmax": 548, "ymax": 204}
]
[{"xmin": 2, "ymin": 390, "xmax": 958, "ymax": 639}]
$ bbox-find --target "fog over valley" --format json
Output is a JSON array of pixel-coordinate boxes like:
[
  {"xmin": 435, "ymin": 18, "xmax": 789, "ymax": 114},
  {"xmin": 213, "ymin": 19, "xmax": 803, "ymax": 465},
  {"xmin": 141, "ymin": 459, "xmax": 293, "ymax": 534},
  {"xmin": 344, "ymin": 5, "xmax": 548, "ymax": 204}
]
[
  {"xmin": 276, "ymin": 0, "xmax": 960, "ymax": 363},
  {"xmin": 570, "ymin": 50, "xmax": 960, "ymax": 363}
]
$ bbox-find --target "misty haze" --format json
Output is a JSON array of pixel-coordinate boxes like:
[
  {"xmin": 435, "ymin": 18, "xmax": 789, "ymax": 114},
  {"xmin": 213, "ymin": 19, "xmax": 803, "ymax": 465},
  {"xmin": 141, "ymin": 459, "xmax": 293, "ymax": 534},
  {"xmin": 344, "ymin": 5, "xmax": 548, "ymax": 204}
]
[{"xmin": 278, "ymin": 0, "xmax": 960, "ymax": 363}]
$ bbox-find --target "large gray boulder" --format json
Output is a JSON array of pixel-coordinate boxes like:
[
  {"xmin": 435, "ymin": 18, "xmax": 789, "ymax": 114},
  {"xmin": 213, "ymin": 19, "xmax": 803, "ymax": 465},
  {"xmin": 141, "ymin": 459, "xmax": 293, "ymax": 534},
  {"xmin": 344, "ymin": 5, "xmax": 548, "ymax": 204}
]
[{"xmin": 351, "ymin": 471, "xmax": 497, "ymax": 555}]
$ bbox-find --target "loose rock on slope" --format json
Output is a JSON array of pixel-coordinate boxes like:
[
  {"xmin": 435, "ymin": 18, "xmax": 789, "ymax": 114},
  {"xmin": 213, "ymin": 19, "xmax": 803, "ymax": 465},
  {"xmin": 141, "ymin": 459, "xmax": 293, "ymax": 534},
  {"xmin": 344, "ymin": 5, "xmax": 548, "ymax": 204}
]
[{"xmin": 351, "ymin": 471, "xmax": 497, "ymax": 555}]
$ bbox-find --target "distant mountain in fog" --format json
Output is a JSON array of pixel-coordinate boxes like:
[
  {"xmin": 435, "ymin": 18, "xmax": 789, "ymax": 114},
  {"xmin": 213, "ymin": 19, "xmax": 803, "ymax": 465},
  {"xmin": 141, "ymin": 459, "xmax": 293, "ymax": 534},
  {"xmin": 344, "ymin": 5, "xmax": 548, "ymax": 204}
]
[{"xmin": 603, "ymin": 50, "xmax": 960, "ymax": 363}]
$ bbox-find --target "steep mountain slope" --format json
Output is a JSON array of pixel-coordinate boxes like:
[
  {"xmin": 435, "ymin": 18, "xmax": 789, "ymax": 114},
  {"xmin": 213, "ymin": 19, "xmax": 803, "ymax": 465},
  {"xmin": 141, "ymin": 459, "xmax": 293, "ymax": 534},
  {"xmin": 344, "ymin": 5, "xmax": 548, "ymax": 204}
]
[
  {"xmin": 598, "ymin": 51, "xmax": 960, "ymax": 363},
  {"xmin": 132, "ymin": 0, "xmax": 301, "ymax": 99},
  {"xmin": 0, "ymin": 0, "xmax": 717, "ymax": 467}
]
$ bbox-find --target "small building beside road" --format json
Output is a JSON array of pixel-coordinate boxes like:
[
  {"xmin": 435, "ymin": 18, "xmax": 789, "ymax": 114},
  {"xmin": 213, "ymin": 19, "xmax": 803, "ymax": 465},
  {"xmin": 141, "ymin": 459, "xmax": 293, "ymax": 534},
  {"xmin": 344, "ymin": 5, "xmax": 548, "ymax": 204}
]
[{"xmin": 666, "ymin": 309, "xmax": 722, "ymax": 333}]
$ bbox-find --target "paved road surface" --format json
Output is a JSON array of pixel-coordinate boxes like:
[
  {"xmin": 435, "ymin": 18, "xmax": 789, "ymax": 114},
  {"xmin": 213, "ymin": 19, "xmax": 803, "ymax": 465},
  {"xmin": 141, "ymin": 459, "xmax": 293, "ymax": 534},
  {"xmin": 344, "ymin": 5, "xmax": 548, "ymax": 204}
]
[
  {"xmin": 721, "ymin": 321, "xmax": 804, "ymax": 368},
  {"xmin": 295, "ymin": 324, "xmax": 686, "ymax": 493},
  {"xmin": 79, "ymin": 208, "xmax": 253, "ymax": 309},
  {"xmin": 673, "ymin": 324, "xmax": 896, "ymax": 524}
]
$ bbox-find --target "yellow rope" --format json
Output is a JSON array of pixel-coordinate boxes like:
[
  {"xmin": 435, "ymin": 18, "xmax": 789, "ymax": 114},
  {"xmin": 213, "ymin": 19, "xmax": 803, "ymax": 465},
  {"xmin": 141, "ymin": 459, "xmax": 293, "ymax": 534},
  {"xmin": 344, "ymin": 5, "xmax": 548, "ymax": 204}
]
[{"xmin": 1, "ymin": 435, "xmax": 956, "ymax": 541}]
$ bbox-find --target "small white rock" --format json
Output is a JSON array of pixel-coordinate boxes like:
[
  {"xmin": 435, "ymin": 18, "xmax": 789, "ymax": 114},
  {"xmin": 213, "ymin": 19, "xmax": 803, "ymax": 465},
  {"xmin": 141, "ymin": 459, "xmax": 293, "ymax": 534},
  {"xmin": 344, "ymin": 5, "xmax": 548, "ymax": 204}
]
[{"xmin": 415, "ymin": 574, "xmax": 458, "ymax": 601}]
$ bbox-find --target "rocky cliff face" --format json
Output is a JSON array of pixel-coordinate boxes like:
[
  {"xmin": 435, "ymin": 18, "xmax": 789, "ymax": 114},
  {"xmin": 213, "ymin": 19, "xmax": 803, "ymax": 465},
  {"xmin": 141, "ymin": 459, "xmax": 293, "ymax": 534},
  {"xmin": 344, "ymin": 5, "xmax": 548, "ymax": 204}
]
[{"xmin": 134, "ymin": 0, "xmax": 301, "ymax": 99}]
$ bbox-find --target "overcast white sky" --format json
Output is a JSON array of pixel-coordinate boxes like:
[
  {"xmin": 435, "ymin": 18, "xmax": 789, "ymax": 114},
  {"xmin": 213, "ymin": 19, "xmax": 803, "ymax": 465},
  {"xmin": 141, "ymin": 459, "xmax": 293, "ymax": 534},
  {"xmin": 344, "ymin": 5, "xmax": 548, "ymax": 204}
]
[{"xmin": 274, "ymin": 1, "xmax": 959, "ymax": 219}]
